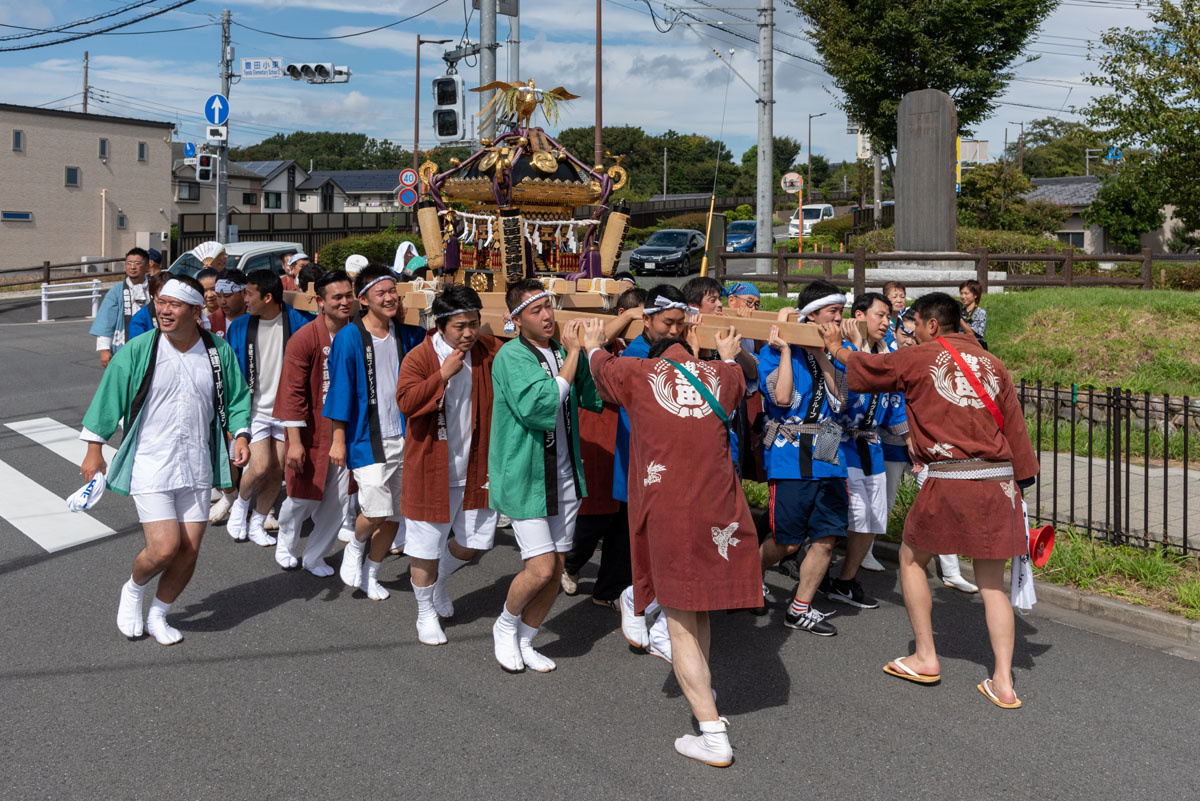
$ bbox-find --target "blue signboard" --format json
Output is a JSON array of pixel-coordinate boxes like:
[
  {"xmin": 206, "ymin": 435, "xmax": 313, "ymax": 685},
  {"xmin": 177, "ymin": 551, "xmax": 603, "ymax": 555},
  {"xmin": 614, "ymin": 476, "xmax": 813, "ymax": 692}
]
[
  {"xmin": 184, "ymin": 142, "xmax": 196, "ymax": 158},
  {"xmin": 204, "ymin": 94, "xmax": 229, "ymax": 126}
]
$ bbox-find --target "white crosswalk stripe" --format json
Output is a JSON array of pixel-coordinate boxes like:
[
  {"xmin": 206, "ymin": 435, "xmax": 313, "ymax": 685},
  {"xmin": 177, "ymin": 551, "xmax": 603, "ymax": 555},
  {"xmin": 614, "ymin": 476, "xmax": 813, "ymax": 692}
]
[{"xmin": 1, "ymin": 417, "xmax": 117, "ymax": 552}]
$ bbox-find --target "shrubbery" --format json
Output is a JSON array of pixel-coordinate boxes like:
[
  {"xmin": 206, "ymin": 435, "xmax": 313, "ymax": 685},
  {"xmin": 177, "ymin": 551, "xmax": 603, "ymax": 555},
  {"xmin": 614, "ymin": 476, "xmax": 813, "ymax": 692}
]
[{"xmin": 317, "ymin": 229, "xmax": 424, "ymax": 270}]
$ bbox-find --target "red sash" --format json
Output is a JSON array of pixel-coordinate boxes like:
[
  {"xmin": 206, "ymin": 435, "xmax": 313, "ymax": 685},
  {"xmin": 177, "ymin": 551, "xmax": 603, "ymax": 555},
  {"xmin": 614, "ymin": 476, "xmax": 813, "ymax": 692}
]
[{"xmin": 937, "ymin": 336, "xmax": 1003, "ymax": 430}]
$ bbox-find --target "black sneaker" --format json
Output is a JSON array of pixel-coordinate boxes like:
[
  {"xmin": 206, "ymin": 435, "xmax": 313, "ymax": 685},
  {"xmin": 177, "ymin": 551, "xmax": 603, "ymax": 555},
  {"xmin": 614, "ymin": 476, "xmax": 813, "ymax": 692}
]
[
  {"xmin": 776, "ymin": 554, "xmax": 801, "ymax": 580},
  {"xmin": 825, "ymin": 577, "xmax": 879, "ymax": 609},
  {"xmin": 818, "ymin": 573, "xmax": 835, "ymax": 596},
  {"xmin": 750, "ymin": 583, "xmax": 772, "ymax": 616},
  {"xmin": 784, "ymin": 606, "xmax": 837, "ymax": 636}
]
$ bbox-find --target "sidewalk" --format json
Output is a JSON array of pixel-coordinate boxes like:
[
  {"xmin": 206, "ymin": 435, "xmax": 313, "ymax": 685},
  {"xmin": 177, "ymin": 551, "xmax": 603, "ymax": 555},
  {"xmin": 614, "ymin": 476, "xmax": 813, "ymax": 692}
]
[{"xmin": 1030, "ymin": 450, "xmax": 1198, "ymax": 549}]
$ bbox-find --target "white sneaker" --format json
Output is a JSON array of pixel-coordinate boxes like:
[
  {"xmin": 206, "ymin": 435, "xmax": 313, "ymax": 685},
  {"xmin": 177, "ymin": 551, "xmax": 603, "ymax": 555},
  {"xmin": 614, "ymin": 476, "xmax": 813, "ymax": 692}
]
[
  {"xmin": 647, "ymin": 612, "xmax": 672, "ymax": 664},
  {"xmin": 674, "ymin": 718, "xmax": 732, "ymax": 767},
  {"xmin": 619, "ymin": 586, "xmax": 649, "ymax": 649},
  {"xmin": 943, "ymin": 575, "xmax": 979, "ymax": 594},
  {"xmin": 859, "ymin": 551, "xmax": 886, "ymax": 572}
]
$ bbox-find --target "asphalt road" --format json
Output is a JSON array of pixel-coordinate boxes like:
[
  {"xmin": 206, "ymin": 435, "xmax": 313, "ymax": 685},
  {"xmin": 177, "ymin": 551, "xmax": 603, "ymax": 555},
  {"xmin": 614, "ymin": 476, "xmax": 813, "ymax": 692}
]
[{"xmin": 3, "ymin": 302, "xmax": 1200, "ymax": 800}]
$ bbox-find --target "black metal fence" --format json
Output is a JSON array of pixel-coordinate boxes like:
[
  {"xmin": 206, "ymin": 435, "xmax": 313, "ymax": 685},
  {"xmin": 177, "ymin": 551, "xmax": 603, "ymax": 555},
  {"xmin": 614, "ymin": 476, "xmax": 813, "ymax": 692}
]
[{"xmin": 1019, "ymin": 381, "xmax": 1195, "ymax": 554}]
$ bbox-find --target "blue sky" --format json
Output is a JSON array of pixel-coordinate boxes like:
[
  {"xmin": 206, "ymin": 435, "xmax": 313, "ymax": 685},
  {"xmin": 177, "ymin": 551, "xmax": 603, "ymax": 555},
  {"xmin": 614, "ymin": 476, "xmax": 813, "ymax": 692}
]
[{"xmin": 0, "ymin": 0, "xmax": 1154, "ymax": 166}]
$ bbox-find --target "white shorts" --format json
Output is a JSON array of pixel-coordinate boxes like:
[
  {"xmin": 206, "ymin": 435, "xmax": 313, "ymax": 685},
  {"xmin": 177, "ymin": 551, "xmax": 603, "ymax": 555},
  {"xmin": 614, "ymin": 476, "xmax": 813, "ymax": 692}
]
[
  {"xmin": 351, "ymin": 435, "xmax": 405, "ymax": 523},
  {"xmin": 510, "ymin": 473, "xmax": 581, "ymax": 560},
  {"xmin": 133, "ymin": 487, "xmax": 210, "ymax": 524},
  {"xmin": 846, "ymin": 467, "xmax": 888, "ymax": 535},
  {"xmin": 404, "ymin": 485, "xmax": 499, "ymax": 560},
  {"xmin": 250, "ymin": 417, "xmax": 285, "ymax": 444}
]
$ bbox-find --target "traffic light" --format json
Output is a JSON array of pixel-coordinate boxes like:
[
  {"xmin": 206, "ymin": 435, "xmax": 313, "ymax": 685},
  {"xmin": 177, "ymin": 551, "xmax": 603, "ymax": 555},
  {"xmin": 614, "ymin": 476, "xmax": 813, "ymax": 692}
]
[
  {"xmin": 196, "ymin": 154, "xmax": 216, "ymax": 183},
  {"xmin": 285, "ymin": 62, "xmax": 333, "ymax": 81},
  {"xmin": 432, "ymin": 75, "xmax": 465, "ymax": 143}
]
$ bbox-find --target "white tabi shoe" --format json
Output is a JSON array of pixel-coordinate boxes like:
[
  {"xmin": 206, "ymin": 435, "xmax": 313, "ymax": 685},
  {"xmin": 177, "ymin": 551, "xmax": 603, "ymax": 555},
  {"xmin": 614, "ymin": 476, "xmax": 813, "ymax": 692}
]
[
  {"xmin": 389, "ymin": 533, "xmax": 404, "ymax": 555},
  {"xmin": 674, "ymin": 717, "xmax": 733, "ymax": 767},
  {"xmin": 412, "ymin": 583, "xmax": 448, "ymax": 645},
  {"xmin": 337, "ymin": 527, "xmax": 354, "ymax": 543},
  {"xmin": 274, "ymin": 541, "xmax": 299, "ymax": 570},
  {"xmin": 209, "ymin": 491, "xmax": 234, "ymax": 524},
  {"xmin": 361, "ymin": 559, "xmax": 390, "ymax": 600},
  {"xmin": 248, "ymin": 511, "xmax": 277, "ymax": 547},
  {"xmin": 859, "ymin": 550, "xmax": 886, "ymax": 573},
  {"xmin": 619, "ymin": 586, "xmax": 650, "ymax": 649},
  {"xmin": 647, "ymin": 611, "xmax": 672, "ymax": 664},
  {"xmin": 116, "ymin": 577, "xmax": 146, "ymax": 638},
  {"xmin": 431, "ymin": 577, "xmax": 454, "ymax": 618},
  {"xmin": 305, "ymin": 562, "xmax": 336, "ymax": 578},
  {"xmin": 339, "ymin": 536, "xmax": 366, "ymax": 588},
  {"xmin": 145, "ymin": 598, "xmax": 183, "ymax": 646},
  {"xmin": 263, "ymin": 511, "xmax": 280, "ymax": 531},
  {"xmin": 517, "ymin": 622, "xmax": 556, "ymax": 673},
  {"xmin": 492, "ymin": 611, "xmax": 525, "ymax": 672},
  {"xmin": 225, "ymin": 496, "xmax": 249, "ymax": 540},
  {"xmin": 943, "ymin": 574, "xmax": 980, "ymax": 594}
]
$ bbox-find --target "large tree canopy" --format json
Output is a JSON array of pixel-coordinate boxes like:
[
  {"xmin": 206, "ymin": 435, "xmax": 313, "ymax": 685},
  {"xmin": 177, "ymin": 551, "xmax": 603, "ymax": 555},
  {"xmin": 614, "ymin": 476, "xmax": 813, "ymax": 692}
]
[
  {"xmin": 1084, "ymin": 0, "xmax": 1200, "ymax": 248},
  {"xmin": 1007, "ymin": 117, "xmax": 1116, "ymax": 178},
  {"xmin": 229, "ymin": 131, "xmax": 410, "ymax": 171},
  {"xmin": 793, "ymin": 0, "xmax": 1057, "ymax": 151}
]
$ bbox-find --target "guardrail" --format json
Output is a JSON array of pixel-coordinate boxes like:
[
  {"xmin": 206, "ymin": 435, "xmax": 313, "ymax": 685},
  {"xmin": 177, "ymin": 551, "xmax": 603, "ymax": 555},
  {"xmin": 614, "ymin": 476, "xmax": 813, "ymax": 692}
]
[
  {"xmin": 713, "ymin": 246, "xmax": 1200, "ymax": 295},
  {"xmin": 0, "ymin": 257, "xmax": 125, "ymax": 290},
  {"xmin": 40, "ymin": 280, "xmax": 103, "ymax": 322}
]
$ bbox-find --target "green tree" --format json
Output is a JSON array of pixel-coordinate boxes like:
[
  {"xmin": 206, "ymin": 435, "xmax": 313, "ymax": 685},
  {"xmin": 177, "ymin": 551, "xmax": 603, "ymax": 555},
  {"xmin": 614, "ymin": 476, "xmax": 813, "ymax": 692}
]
[
  {"xmin": 1008, "ymin": 117, "xmax": 1115, "ymax": 178},
  {"xmin": 1083, "ymin": 159, "xmax": 1166, "ymax": 252},
  {"xmin": 230, "ymin": 131, "xmax": 410, "ymax": 170},
  {"xmin": 792, "ymin": 0, "xmax": 1057, "ymax": 153},
  {"xmin": 1085, "ymin": 0, "xmax": 1200, "ymax": 247},
  {"xmin": 958, "ymin": 162, "xmax": 1066, "ymax": 234}
]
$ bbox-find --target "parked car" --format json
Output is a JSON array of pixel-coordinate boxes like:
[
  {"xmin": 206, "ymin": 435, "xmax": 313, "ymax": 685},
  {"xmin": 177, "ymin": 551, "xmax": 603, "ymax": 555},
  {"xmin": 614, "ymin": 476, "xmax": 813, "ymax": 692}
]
[
  {"xmin": 629, "ymin": 229, "xmax": 706, "ymax": 276},
  {"xmin": 168, "ymin": 241, "xmax": 304, "ymax": 278},
  {"xmin": 725, "ymin": 220, "xmax": 757, "ymax": 253},
  {"xmin": 788, "ymin": 204, "xmax": 836, "ymax": 238}
]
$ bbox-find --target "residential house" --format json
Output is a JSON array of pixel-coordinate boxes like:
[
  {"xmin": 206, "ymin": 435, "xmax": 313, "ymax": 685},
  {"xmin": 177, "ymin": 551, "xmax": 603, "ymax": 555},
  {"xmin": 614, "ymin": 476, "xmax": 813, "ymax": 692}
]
[
  {"xmin": 171, "ymin": 142, "xmax": 264, "ymax": 223},
  {"xmin": 1025, "ymin": 175, "xmax": 1178, "ymax": 253},
  {"xmin": 235, "ymin": 160, "xmax": 310, "ymax": 213},
  {"xmin": 0, "ymin": 103, "xmax": 174, "ymax": 268},
  {"xmin": 298, "ymin": 170, "xmax": 404, "ymax": 212}
]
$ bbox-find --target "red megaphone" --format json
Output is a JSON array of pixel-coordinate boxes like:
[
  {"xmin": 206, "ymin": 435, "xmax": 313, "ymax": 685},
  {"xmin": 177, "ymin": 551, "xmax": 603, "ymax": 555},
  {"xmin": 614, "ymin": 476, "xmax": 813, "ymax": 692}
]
[{"xmin": 1029, "ymin": 525, "xmax": 1055, "ymax": 568}]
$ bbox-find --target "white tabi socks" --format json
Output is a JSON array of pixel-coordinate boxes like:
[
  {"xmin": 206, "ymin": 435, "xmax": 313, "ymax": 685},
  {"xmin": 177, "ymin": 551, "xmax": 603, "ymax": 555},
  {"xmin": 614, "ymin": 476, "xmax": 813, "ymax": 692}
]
[
  {"xmin": 145, "ymin": 597, "xmax": 184, "ymax": 646},
  {"xmin": 412, "ymin": 582, "xmax": 447, "ymax": 645},
  {"xmin": 517, "ymin": 621, "xmax": 556, "ymax": 673},
  {"xmin": 337, "ymin": 495, "xmax": 356, "ymax": 543},
  {"xmin": 619, "ymin": 585, "xmax": 650, "ymax": 649},
  {"xmin": 210, "ymin": 489, "xmax": 236, "ymax": 524},
  {"xmin": 248, "ymin": 510, "xmax": 277, "ymax": 547},
  {"xmin": 648, "ymin": 611, "xmax": 672, "ymax": 664},
  {"xmin": 492, "ymin": 605, "xmax": 524, "ymax": 672},
  {"xmin": 674, "ymin": 717, "xmax": 733, "ymax": 767},
  {"xmin": 432, "ymin": 545, "xmax": 469, "ymax": 618},
  {"xmin": 116, "ymin": 576, "xmax": 146, "ymax": 638},
  {"xmin": 339, "ymin": 536, "xmax": 366, "ymax": 588},
  {"xmin": 227, "ymin": 495, "xmax": 250, "ymax": 541},
  {"xmin": 361, "ymin": 558, "xmax": 389, "ymax": 600}
]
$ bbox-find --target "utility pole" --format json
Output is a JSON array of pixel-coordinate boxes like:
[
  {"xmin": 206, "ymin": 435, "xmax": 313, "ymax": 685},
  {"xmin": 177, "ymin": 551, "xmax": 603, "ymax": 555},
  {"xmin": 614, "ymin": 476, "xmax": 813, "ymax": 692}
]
[
  {"xmin": 82, "ymin": 51, "xmax": 89, "ymax": 113},
  {"xmin": 663, "ymin": 147, "xmax": 667, "ymax": 197},
  {"xmin": 594, "ymin": 0, "xmax": 603, "ymax": 168},
  {"xmin": 754, "ymin": 0, "xmax": 774, "ymax": 273},
  {"xmin": 872, "ymin": 146, "xmax": 882, "ymax": 230},
  {"xmin": 1009, "ymin": 120, "xmax": 1025, "ymax": 173},
  {"xmin": 480, "ymin": 0, "xmax": 497, "ymax": 139},
  {"xmin": 807, "ymin": 111, "xmax": 826, "ymax": 204},
  {"xmin": 217, "ymin": 8, "xmax": 232, "ymax": 244},
  {"xmin": 507, "ymin": 14, "xmax": 520, "ymax": 83}
]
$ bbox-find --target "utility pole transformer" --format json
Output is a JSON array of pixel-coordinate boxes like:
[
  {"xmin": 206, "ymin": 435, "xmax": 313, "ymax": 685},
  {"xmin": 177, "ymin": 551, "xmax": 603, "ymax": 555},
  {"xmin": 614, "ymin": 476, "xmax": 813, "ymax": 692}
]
[
  {"xmin": 755, "ymin": 0, "xmax": 774, "ymax": 273},
  {"xmin": 217, "ymin": 9, "xmax": 232, "ymax": 244}
]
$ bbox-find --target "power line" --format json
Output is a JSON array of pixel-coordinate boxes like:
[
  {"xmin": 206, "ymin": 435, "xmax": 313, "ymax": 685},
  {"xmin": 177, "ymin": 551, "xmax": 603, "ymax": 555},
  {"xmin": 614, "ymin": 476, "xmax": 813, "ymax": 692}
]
[
  {"xmin": 230, "ymin": 0, "xmax": 452, "ymax": 41},
  {"xmin": 0, "ymin": 1, "xmax": 162, "ymax": 41},
  {"xmin": 0, "ymin": 0, "xmax": 199, "ymax": 51}
]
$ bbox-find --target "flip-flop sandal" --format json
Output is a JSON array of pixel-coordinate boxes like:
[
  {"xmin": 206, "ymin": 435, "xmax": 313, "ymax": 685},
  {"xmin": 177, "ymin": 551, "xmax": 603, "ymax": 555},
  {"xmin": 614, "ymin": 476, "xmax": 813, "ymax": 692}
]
[
  {"xmin": 977, "ymin": 678, "xmax": 1022, "ymax": 709},
  {"xmin": 882, "ymin": 656, "xmax": 941, "ymax": 684}
]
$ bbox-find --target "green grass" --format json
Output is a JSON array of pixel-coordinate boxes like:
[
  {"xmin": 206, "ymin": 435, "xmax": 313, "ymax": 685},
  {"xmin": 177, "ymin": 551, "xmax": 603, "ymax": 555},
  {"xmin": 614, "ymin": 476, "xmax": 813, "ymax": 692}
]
[
  {"xmin": 1034, "ymin": 526, "xmax": 1200, "ymax": 619},
  {"xmin": 985, "ymin": 287, "xmax": 1200, "ymax": 396},
  {"xmin": 1025, "ymin": 415, "xmax": 1199, "ymax": 463}
]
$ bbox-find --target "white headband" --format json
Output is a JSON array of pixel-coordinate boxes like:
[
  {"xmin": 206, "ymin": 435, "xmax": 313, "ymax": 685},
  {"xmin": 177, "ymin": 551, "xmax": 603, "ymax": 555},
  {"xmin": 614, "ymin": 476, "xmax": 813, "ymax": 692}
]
[
  {"xmin": 504, "ymin": 291, "xmax": 550, "ymax": 334},
  {"xmin": 435, "ymin": 307, "xmax": 481, "ymax": 320},
  {"xmin": 214, "ymin": 279, "xmax": 245, "ymax": 294},
  {"xmin": 797, "ymin": 293, "xmax": 847, "ymax": 321},
  {"xmin": 357, "ymin": 275, "xmax": 395, "ymax": 298},
  {"xmin": 160, "ymin": 279, "xmax": 204, "ymax": 307},
  {"xmin": 644, "ymin": 295, "xmax": 690, "ymax": 315}
]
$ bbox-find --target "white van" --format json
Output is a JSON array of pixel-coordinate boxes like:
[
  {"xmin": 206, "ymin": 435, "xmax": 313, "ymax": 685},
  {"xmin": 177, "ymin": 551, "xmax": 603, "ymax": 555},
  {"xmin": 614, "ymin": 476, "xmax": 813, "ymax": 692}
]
[{"xmin": 788, "ymin": 204, "xmax": 836, "ymax": 238}]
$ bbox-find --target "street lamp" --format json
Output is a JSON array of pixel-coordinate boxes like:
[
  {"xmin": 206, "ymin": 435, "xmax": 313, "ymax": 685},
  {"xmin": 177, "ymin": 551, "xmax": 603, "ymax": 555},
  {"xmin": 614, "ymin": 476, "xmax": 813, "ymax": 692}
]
[
  {"xmin": 414, "ymin": 36, "xmax": 452, "ymax": 174},
  {"xmin": 807, "ymin": 112, "xmax": 827, "ymax": 204}
]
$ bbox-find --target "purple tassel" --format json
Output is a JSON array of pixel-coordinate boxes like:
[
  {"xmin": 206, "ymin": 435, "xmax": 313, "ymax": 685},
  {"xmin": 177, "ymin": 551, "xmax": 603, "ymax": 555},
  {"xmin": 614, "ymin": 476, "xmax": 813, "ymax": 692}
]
[{"xmin": 443, "ymin": 235, "xmax": 460, "ymax": 274}]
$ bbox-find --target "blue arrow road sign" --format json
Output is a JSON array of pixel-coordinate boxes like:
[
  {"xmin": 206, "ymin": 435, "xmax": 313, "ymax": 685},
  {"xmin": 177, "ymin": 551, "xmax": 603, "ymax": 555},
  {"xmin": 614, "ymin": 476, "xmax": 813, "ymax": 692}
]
[
  {"xmin": 204, "ymin": 94, "xmax": 229, "ymax": 126},
  {"xmin": 184, "ymin": 142, "xmax": 196, "ymax": 158}
]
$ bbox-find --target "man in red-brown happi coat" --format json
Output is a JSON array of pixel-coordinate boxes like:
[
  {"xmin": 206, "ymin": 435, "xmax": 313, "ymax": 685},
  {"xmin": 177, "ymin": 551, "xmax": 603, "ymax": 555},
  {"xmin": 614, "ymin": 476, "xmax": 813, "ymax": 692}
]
[
  {"xmin": 823, "ymin": 292, "xmax": 1039, "ymax": 709},
  {"xmin": 272, "ymin": 271, "xmax": 357, "ymax": 576},
  {"xmin": 396, "ymin": 285, "xmax": 501, "ymax": 646},
  {"xmin": 584, "ymin": 318, "xmax": 761, "ymax": 768}
]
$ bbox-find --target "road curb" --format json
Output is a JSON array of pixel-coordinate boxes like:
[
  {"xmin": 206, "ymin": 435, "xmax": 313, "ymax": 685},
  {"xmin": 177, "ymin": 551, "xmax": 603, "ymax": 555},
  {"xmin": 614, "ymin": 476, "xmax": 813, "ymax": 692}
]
[{"xmin": 869, "ymin": 539, "xmax": 1200, "ymax": 646}]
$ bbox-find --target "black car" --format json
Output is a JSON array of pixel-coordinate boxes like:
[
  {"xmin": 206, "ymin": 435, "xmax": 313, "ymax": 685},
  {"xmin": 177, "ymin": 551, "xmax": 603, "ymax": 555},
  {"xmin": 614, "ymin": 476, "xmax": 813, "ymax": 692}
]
[{"xmin": 628, "ymin": 229, "xmax": 706, "ymax": 276}]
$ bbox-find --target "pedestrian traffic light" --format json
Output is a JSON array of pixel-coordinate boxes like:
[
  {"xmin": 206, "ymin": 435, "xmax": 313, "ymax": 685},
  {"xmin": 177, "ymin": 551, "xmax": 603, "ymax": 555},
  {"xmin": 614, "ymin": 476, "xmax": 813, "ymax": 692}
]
[
  {"xmin": 432, "ymin": 75, "xmax": 465, "ymax": 144},
  {"xmin": 285, "ymin": 62, "xmax": 334, "ymax": 81},
  {"xmin": 197, "ymin": 154, "xmax": 216, "ymax": 183}
]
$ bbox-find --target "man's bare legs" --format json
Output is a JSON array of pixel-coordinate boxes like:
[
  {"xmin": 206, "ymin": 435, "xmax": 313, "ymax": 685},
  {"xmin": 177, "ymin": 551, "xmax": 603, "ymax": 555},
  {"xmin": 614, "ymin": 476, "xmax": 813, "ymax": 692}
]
[
  {"xmin": 229, "ymin": 438, "xmax": 284, "ymax": 544},
  {"xmin": 494, "ymin": 551, "xmax": 563, "ymax": 672},
  {"xmin": 838, "ymin": 531, "xmax": 874, "ymax": 581},
  {"xmin": 894, "ymin": 541, "xmax": 939, "ymax": 675},
  {"xmin": 666, "ymin": 607, "xmax": 732, "ymax": 767},
  {"xmin": 119, "ymin": 518, "xmax": 207, "ymax": 645},
  {"xmin": 974, "ymin": 558, "xmax": 1016, "ymax": 702}
]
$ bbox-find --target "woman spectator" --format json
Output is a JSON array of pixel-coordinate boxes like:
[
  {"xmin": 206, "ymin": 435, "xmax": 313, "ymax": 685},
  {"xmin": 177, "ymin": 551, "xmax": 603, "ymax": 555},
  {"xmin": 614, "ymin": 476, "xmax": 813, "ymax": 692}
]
[{"xmin": 959, "ymin": 279, "xmax": 988, "ymax": 350}]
